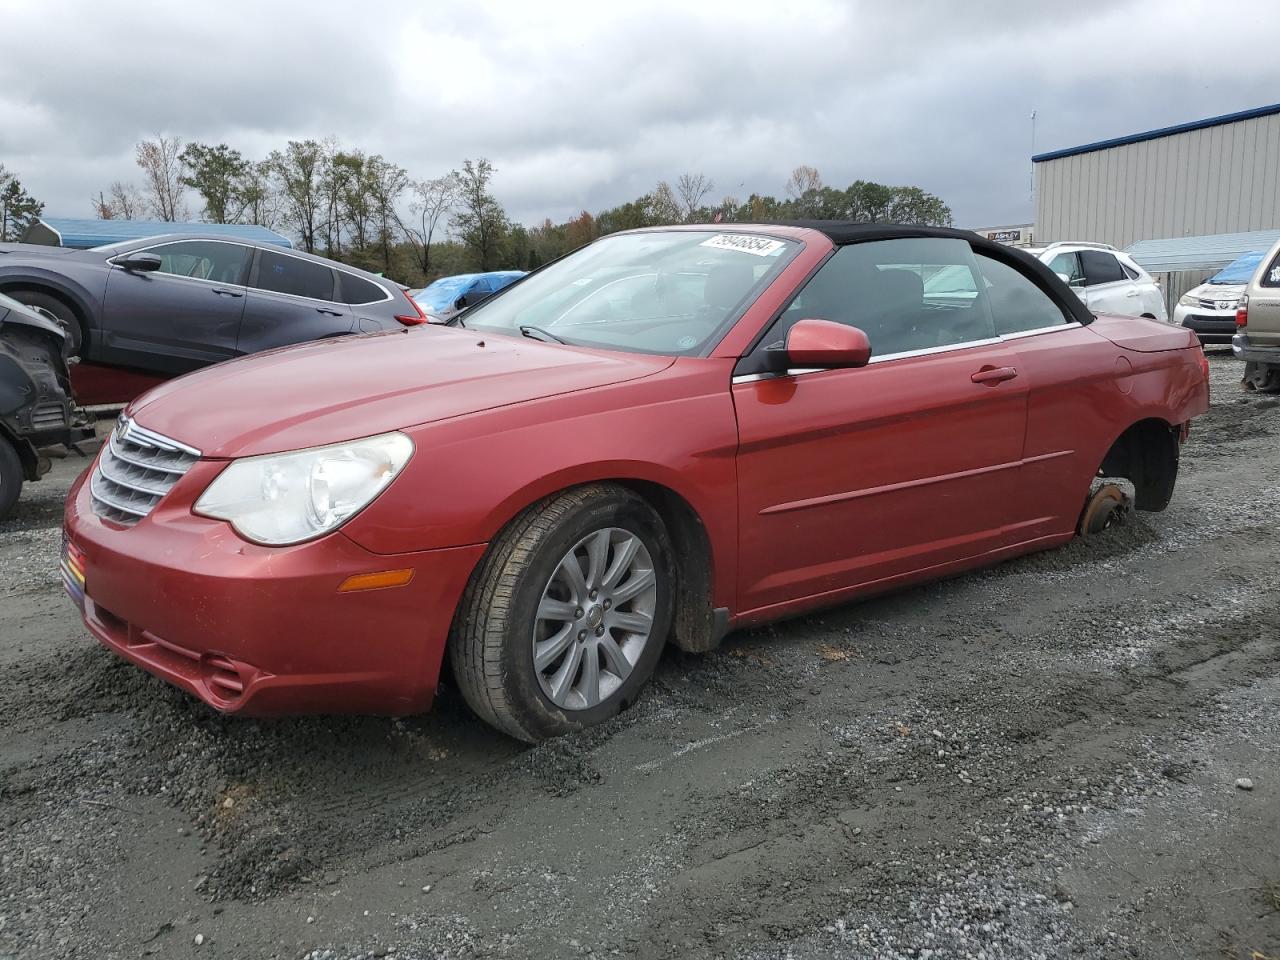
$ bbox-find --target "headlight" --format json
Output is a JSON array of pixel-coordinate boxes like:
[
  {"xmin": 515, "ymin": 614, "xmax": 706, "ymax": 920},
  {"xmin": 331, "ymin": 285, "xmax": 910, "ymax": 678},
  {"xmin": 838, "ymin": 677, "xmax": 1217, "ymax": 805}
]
[
  {"xmin": 194, "ymin": 432, "xmax": 414, "ymax": 545},
  {"xmin": 1178, "ymin": 293, "xmax": 1197, "ymax": 307}
]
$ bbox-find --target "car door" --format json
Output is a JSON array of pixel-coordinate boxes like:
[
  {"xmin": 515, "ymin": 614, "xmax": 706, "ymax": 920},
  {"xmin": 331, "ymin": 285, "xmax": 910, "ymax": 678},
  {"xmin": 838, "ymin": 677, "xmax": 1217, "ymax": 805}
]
[
  {"xmin": 1079, "ymin": 250, "xmax": 1138, "ymax": 315},
  {"xmin": 238, "ymin": 248, "xmax": 352, "ymax": 354},
  {"xmin": 732, "ymin": 236, "xmax": 1030, "ymax": 613},
  {"xmin": 973, "ymin": 248, "xmax": 1104, "ymax": 541},
  {"xmin": 98, "ymin": 240, "xmax": 252, "ymax": 374}
]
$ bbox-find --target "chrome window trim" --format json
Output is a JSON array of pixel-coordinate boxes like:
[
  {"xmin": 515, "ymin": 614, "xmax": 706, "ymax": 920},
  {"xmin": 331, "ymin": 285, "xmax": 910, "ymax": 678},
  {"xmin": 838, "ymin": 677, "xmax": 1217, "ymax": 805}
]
[
  {"xmin": 730, "ymin": 322, "xmax": 1082, "ymax": 384},
  {"xmin": 108, "ymin": 238, "xmax": 252, "ymax": 292}
]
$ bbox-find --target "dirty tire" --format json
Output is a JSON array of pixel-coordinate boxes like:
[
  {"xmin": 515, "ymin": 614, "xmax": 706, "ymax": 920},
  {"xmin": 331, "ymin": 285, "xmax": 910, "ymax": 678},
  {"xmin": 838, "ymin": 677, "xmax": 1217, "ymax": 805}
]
[
  {"xmin": 0, "ymin": 437, "xmax": 22, "ymax": 520},
  {"xmin": 1242, "ymin": 361, "xmax": 1280, "ymax": 394},
  {"xmin": 6, "ymin": 290, "xmax": 83, "ymax": 358},
  {"xmin": 1079, "ymin": 483, "xmax": 1127, "ymax": 536},
  {"xmin": 449, "ymin": 483, "xmax": 674, "ymax": 742}
]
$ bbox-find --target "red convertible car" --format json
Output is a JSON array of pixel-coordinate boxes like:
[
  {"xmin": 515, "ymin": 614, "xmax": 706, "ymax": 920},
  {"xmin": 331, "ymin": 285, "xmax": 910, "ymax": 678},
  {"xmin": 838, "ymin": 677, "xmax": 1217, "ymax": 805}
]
[{"xmin": 63, "ymin": 223, "xmax": 1209, "ymax": 741}]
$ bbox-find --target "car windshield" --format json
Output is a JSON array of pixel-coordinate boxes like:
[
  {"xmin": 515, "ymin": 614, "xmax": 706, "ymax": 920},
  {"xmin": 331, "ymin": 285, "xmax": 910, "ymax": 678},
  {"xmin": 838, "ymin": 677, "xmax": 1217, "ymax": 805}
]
[
  {"xmin": 1208, "ymin": 251, "xmax": 1265, "ymax": 284},
  {"xmin": 457, "ymin": 230, "xmax": 801, "ymax": 356},
  {"xmin": 414, "ymin": 275, "xmax": 478, "ymax": 313}
]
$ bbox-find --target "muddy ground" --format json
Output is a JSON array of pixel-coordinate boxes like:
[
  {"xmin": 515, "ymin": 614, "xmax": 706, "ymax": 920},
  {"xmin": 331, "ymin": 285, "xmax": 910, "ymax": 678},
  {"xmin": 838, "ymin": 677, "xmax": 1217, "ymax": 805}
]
[{"xmin": 1, "ymin": 350, "xmax": 1277, "ymax": 960}]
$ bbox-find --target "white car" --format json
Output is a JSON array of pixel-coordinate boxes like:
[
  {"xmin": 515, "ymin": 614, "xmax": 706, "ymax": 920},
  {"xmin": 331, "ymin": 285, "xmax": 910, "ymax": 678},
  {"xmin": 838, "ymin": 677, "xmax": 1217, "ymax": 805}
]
[
  {"xmin": 1023, "ymin": 242, "xmax": 1168, "ymax": 322},
  {"xmin": 1171, "ymin": 250, "xmax": 1265, "ymax": 344}
]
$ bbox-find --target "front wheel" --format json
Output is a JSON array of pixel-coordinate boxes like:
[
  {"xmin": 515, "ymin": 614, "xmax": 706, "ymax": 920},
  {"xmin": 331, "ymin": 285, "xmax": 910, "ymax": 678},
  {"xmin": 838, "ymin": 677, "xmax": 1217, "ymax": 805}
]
[
  {"xmin": 449, "ymin": 484, "xmax": 674, "ymax": 742},
  {"xmin": 0, "ymin": 438, "xmax": 23, "ymax": 520}
]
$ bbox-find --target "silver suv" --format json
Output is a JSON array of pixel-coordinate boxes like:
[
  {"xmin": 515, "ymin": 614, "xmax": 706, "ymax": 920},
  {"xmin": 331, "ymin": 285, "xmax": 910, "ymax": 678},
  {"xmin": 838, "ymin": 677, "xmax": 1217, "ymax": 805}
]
[{"xmin": 1232, "ymin": 237, "xmax": 1280, "ymax": 392}]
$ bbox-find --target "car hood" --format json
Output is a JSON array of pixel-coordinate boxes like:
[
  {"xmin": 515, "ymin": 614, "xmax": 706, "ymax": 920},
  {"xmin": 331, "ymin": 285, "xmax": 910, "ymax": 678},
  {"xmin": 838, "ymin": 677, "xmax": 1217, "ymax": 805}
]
[
  {"xmin": 128, "ymin": 325, "xmax": 675, "ymax": 458},
  {"xmin": 1185, "ymin": 281, "xmax": 1244, "ymax": 303}
]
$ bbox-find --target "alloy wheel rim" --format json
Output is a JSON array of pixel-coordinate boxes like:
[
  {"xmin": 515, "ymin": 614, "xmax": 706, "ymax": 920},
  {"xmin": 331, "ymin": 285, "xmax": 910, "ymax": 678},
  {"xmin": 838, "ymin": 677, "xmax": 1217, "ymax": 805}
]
[{"xmin": 532, "ymin": 527, "xmax": 658, "ymax": 711}]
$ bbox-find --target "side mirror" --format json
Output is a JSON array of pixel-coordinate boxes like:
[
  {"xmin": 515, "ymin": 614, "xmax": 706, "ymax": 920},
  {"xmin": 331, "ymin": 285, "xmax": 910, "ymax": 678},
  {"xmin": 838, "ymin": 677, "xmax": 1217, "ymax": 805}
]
[
  {"xmin": 764, "ymin": 318, "xmax": 872, "ymax": 372},
  {"xmin": 453, "ymin": 295, "xmax": 467, "ymax": 310},
  {"xmin": 116, "ymin": 252, "xmax": 162, "ymax": 273}
]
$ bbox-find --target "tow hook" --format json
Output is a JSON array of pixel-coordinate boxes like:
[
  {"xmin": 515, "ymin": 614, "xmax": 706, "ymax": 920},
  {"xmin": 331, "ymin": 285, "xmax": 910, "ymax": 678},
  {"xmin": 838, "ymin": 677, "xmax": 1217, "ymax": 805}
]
[{"xmin": 1078, "ymin": 482, "xmax": 1132, "ymax": 537}]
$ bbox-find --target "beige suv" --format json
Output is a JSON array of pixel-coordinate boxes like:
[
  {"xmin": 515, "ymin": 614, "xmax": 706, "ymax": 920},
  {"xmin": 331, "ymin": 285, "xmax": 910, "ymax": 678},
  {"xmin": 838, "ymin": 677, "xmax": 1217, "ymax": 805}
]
[{"xmin": 1234, "ymin": 237, "xmax": 1280, "ymax": 392}]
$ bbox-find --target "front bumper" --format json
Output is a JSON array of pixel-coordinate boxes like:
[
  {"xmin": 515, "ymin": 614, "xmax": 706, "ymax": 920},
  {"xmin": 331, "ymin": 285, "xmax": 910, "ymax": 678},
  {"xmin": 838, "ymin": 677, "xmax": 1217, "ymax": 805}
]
[
  {"xmin": 64, "ymin": 468, "xmax": 485, "ymax": 716},
  {"xmin": 1232, "ymin": 333, "xmax": 1280, "ymax": 364},
  {"xmin": 1178, "ymin": 314, "xmax": 1237, "ymax": 342}
]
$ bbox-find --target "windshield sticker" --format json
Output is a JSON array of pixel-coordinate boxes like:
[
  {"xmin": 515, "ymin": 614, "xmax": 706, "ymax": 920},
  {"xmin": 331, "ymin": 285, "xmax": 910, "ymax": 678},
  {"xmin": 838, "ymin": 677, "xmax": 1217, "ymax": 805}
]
[{"xmin": 699, "ymin": 234, "xmax": 786, "ymax": 257}]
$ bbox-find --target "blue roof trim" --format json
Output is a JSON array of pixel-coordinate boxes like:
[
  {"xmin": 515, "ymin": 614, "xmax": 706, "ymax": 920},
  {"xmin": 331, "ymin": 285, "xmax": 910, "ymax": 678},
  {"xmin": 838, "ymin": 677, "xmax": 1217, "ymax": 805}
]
[
  {"xmin": 30, "ymin": 217, "xmax": 294, "ymax": 249},
  {"xmin": 1033, "ymin": 102, "xmax": 1280, "ymax": 163}
]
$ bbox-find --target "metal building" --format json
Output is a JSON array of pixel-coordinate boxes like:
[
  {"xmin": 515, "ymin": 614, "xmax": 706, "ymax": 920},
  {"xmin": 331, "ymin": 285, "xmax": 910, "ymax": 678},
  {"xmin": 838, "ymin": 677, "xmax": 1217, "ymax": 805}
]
[{"xmin": 1033, "ymin": 103, "xmax": 1280, "ymax": 249}]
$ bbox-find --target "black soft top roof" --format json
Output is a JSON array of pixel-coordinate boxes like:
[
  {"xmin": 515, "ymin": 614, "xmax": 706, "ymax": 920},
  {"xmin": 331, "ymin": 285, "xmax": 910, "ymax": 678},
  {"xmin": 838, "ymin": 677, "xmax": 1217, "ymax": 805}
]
[{"xmin": 762, "ymin": 220, "xmax": 1095, "ymax": 326}]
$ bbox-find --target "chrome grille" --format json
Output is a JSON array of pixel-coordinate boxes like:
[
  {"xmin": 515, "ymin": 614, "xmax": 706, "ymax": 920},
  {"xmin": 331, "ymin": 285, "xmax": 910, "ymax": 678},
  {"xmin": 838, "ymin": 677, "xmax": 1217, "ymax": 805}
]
[{"xmin": 90, "ymin": 416, "xmax": 201, "ymax": 525}]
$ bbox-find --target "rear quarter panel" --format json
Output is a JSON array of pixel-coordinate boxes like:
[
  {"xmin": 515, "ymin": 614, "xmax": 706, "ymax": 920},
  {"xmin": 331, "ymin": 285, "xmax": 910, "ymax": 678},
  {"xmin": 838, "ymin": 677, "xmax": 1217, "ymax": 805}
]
[{"xmin": 1018, "ymin": 315, "xmax": 1207, "ymax": 536}]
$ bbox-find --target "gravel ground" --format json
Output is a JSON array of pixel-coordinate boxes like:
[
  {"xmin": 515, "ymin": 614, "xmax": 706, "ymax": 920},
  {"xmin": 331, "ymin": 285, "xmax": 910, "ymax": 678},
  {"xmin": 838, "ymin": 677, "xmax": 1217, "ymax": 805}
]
[{"xmin": 1, "ymin": 349, "xmax": 1277, "ymax": 960}]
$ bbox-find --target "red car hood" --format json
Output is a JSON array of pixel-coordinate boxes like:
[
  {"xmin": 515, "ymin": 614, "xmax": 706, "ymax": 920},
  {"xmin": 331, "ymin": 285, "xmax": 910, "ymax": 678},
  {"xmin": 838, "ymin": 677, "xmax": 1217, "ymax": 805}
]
[{"xmin": 128, "ymin": 326, "xmax": 674, "ymax": 458}]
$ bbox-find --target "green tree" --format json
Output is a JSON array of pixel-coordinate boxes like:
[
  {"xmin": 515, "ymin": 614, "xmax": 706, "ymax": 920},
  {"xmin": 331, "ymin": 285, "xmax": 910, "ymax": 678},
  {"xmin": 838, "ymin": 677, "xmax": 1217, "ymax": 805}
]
[
  {"xmin": 452, "ymin": 158, "xmax": 508, "ymax": 271},
  {"xmin": 180, "ymin": 142, "xmax": 251, "ymax": 223},
  {"xmin": 0, "ymin": 166, "xmax": 43, "ymax": 241},
  {"xmin": 267, "ymin": 140, "xmax": 326, "ymax": 253}
]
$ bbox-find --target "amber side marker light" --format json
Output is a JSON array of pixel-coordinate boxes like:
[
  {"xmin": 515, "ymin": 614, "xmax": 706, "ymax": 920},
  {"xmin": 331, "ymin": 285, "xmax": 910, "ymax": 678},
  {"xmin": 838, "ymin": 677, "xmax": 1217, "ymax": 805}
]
[{"xmin": 338, "ymin": 569, "xmax": 416, "ymax": 593}]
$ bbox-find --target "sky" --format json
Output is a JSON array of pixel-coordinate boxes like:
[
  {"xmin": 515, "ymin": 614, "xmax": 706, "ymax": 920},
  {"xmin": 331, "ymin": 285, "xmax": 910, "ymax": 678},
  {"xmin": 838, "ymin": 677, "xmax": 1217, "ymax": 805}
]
[{"xmin": 1, "ymin": 0, "xmax": 1278, "ymax": 232}]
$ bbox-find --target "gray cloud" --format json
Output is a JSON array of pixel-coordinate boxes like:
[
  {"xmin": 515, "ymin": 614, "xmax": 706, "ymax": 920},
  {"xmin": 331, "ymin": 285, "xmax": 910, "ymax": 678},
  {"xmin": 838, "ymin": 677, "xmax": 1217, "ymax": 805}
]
[{"xmin": 2, "ymin": 0, "xmax": 1278, "ymax": 231}]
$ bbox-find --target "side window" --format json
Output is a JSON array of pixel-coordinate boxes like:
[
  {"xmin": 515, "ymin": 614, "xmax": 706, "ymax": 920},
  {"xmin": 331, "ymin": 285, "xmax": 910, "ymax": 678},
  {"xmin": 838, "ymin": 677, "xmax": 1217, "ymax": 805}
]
[
  {"xmin": 1261, "ymin": 252, "xmax": 1280, "ymax": 288},
  {"xmin": 1079, "ymin": 250, "xmax": 1125, "ymax": 286},
  {"xmin": 975, "ymin": 253, "xmax": 1071, "ymax": 335},
  {"xmin": 144, "ymin": 241, "xmax": 250, "ymax": 284},
  {"xmin": 1120, "ymin": 260, "xmax": 1140, "ymax": 281},
  {"xmin": 1046, "ymin": 252, "xmax": 1083, "ymax": 285},
  {"xmin": 470, "ymin": 277, "xmax": 493, "ymax": 294},
  {"xmin": 336, "ymin": 272, "xmax": 387, "ymax": 305},
  {"xmin": 254, "ymin": 250, "xmax": 336, "ymax": 300},
  {"xmin": 771, "ymin": 237, "xmax": 996, "ymax": 358}
]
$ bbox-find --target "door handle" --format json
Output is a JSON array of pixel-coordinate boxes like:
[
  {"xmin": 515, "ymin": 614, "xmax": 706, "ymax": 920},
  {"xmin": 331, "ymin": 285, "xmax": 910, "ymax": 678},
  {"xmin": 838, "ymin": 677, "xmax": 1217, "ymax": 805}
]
[
  {"xmin": 1125, "ymin": 289, "xmax": 1140, "ymax": 297},
  {"xmin": 212, "ymin": 288, "xmax": 243, "ymax": 298},
  {"xmin": 316, "ymin": 306, "xmax": 344, "ymax": 316},
  {"xmin": 971, "ymin": 366, "xmax": 1018, "ymax": 385}
]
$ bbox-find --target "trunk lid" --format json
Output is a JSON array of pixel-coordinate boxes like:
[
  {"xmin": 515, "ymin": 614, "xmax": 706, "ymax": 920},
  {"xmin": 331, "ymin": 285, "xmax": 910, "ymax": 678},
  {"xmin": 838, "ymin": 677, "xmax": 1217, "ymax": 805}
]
[{"xmin": 1088, "ymin": 313, "xmax": 1200, "ymax": 352}]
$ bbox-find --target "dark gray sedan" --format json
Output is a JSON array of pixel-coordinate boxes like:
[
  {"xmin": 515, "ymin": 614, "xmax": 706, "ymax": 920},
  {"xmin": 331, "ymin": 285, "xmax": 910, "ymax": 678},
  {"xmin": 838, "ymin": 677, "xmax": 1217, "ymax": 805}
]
[{"xmin": 0, "ymin": 235, "xmax": 425, "ymax": 374}]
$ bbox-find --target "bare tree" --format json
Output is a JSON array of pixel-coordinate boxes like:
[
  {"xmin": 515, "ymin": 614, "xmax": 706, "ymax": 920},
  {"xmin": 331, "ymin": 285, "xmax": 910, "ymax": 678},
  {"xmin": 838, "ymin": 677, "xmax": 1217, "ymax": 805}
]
[
  {"xmin": 400, "ymin": 173, "xmax": 459, "ymax": 279},
  {"xmin": 93, "ymin": 181, "xmax": 145, "ymax": 220},
  {"xmin": 135, "ymin": 134, "xmax": 188, "ymax": 221},
  {"xmin": 91, "ymin": 192, "xmax": 114, "ymax": 219},
  {"xmin": 675, "ymin": 173, "xmax": 714, "ymax": 221},
  {"xmin": 785, "ymin": 165, "xmax": 823, "ymax": 201}
]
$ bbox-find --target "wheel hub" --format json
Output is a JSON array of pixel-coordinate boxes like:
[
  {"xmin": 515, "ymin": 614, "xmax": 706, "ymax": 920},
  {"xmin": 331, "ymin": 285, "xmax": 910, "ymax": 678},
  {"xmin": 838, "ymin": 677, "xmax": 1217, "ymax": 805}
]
[{"xmin": 531, "ymin": 527, "xmax": 659, "ymax": 711}]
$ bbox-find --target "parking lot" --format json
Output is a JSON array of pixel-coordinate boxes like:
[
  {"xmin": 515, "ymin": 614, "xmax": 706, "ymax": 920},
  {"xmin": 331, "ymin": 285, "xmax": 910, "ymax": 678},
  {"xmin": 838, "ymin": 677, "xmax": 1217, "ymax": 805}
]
[{"xmin": 0, "ymin": 350, "xmax": 1277, "ymax": 960}]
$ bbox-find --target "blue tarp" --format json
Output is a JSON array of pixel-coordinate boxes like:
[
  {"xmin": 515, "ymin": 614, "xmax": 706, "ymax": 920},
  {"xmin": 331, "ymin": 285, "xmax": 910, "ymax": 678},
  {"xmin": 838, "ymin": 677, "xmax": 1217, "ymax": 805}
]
[
  {"xmin": 1207, "ymin": 251, "xmax": 1266, "ymax": 284},
  {"xmin": 23, "ymin": 217, "xmax": 294, "ymax": 249},
  {"xmin": 413, "ymin": 271, "xmax": 525, "ymax": 312}
]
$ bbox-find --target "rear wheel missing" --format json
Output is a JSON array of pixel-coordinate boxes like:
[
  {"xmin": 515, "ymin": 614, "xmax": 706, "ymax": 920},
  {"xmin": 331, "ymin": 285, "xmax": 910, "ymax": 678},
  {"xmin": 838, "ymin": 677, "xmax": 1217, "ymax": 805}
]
[
  {"xmin": 1243, "ymin": 361, "xmax": 1280, "ymax": 393},
  {"xmin": 1079, "ymin": 483, "xmax": 1129, "ymax": 536}
]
